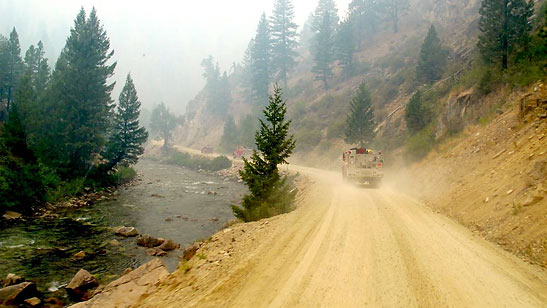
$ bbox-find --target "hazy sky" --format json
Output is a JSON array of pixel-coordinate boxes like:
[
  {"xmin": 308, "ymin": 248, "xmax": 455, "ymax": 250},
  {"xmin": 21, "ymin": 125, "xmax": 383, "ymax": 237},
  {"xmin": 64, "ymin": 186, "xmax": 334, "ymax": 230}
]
[{"xmin": 1, "ymin": 0, "xmax": 350, "ymax": 114}]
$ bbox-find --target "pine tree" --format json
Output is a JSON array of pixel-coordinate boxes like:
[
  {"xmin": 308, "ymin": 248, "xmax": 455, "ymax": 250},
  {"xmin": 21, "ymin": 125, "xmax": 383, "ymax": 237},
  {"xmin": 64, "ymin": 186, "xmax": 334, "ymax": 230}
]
[
  {"xmin": 345, "ymin": 82, "xmax": 376, "ymax": 147},
  {"xmin": 46, "ymin": 7, "xmax": 116, "ymax": 177},
  {"xmin": 220, "ymin": 115, "xmax": 238, "ymax": 152},
  {"xmin": 0, "ymin": 102, "xmax": 45, "ymax": 213},
  {"xmin": 348, "ymin": 0, "xmax": 380, "ymax": 47},
  {"xmin": 5, "ymin": 28, "xmax": 23, "ymax": 111},
  {"xmin": 478, "ymin": 0, "xmax": 534, "ymax": 70},
  {"xmin": 379, "ymin": 0, "xmax": 410, "ymax": 33},
  {"xmin": 405, "ymin": 91, "xmax": 429, "ymax": 134},
  {"xmin": 232, "ymin": 85, "xmax": 296, "ymax": 222},
  {"xmin": 104, "ymin": 74, "xmax": 148, "ymax": 169},
  {"xmin": 251, "ymin": 13, "xmax": 272, "ymax": 105},
  {"xmin": 336, "ymin": 16, "xmax": 355, "ymax": 78},
  {"xmin": 149, "ymin": 102, "xmax": 177, "ymax": 151},
  {"xmin": 201, "ymin": 55, "xmax": 230, "ymax": 116},
  {"xmin": 312, "ymin": 11, "xmax": 335, "ymax": 89},
  {"xmin": 312, "ymin": 0, "xmax": 339, "ymax": 32},
  {"xmin": 0, "ymin": 35, "xmax": 8, "ymax": 109},
  {"xmin": 24, "ymin": 41, "xmax": 50, "ymax": 92},
  {"xmin": 416, "ymin": 25, "xmax": 447, "ymax": 83},
  {"xmin": 270, "ymin": 0, "xmax": 299, "ymax": 87},
  {"xmin": 241, "ymin": 38, "xmax": 254, "ymax": 93},
  {"xmin": 239, "ymin": 114, "xmax": 257, "ymax": 148}
]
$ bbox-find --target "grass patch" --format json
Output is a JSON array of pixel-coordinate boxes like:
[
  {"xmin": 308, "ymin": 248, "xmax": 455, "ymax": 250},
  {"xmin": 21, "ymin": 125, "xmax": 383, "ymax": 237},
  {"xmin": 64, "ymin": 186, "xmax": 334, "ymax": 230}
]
[
  {"xmin": 165, "ymin": 151, "xmax": 231, "ymax": 171},
  {"xmin": 109, "ymin": 167, "xmax": 137, "ymax": 185},
  {"xmin": 404, "ymin": 125, "xmax": 436, "ymax": 163}
]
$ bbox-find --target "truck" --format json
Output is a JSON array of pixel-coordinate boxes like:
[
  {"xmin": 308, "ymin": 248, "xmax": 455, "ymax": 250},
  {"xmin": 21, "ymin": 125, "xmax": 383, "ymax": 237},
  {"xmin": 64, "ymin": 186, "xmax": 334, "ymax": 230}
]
[{"xmin": 342, "ymin": 148, "xmax": 384, "ymax": 187}]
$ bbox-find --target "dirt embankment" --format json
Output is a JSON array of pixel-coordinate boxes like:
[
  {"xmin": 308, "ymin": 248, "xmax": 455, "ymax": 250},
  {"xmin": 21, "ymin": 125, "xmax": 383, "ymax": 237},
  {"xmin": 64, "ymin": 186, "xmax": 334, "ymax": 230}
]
[{"xmin": 400, "ymin": 83, "xmax": 547, "ymax": 266}]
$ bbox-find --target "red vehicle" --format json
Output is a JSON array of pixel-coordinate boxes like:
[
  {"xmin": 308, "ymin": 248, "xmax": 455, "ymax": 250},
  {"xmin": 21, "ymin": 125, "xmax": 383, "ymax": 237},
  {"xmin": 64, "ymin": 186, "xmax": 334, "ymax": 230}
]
[{"xmin": 233, "ymin": 147, "xmax": 251, "ymax": 159}]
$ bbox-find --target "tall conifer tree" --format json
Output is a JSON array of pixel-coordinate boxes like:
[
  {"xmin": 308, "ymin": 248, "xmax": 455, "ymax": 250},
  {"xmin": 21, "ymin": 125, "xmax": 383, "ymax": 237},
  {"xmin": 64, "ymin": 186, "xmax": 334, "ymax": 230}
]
[
  {"xmin": 5, "ymin": 28, "xmax": 23, "ymax": 110},
  {"xmin": 232, "ymin": 85, "xmax": 296, "ymax": 222},
  {"xmin": 478, "ymin": 0, "xmax": 534, "ymax": 70},
  {"xmin": 104, "ymin": 74, "xmax": 148, "ymax": 169},
  {"xmin": 24, "ymin": 41, "xmax": 50, "ymax": 92},
  {"xmin": 380, "ymin": 0, "xmax": 409, "ymax": 33},
  {"xmin": 312, "ymin": 0, "xmax": 339, "ymax": 32},
  {"xmin": 251, "ymin": 13, "xmax": 272, "ymax": 105},
  {"xmin": 345, "ymin": 82, "xmax": 376, "ymax": 147},
  {"xmin": 46, "ymin": 7, "xmax": 116, "ymax": 176},
  {"xmin": 312, "ymin": 11, "xmax": 335, "ymax": 89},
  {"xmin": 416, "ymin": 25, "xmax": 447, "ymax": 83},
  {"xmin": 270, "ymin": 0, "xmax": 299, "ymax": 87},
  {"xmin": 336, "ymin": 16, "xmax": 355, "ymax": 78}
]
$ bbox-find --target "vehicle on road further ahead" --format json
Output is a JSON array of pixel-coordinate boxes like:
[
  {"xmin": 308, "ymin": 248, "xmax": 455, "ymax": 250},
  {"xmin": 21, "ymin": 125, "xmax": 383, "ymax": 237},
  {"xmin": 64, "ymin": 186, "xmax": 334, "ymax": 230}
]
[{"xmin": 342, "ymin": 148, "xmax": 384, "ymax": 187}]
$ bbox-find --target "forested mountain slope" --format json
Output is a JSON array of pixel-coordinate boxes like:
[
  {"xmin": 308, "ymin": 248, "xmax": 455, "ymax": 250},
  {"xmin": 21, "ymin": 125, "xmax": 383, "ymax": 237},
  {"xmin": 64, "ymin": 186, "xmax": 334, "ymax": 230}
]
[{"xmin": 176, "ymin": 0, "xmax": 544, "ymax": 168}]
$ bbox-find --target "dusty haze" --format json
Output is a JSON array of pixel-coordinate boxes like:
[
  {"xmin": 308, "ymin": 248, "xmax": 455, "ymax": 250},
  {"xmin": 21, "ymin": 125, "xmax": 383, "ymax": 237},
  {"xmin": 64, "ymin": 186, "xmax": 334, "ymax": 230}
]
[{"xmin": 1, "ymin": 0, "xmax": 350, "ymax": 114}]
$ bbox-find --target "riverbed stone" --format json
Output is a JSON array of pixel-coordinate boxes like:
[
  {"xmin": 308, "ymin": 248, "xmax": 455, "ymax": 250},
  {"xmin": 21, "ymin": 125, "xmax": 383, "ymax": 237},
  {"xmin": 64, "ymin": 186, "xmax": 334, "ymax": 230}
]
[
  {"xmin": 72, "ymin": 251, "xmax": 86, "ymax": 260},
  {"xmin": 113, "ymin": 226, "xmax": 139, "ymax": 237},
  {"xmin": 3, "ymin": 274, "xmax": 24, "ymax": 287},
  {"xmin": 69, "ymin": 259, "xmax": 168, "ymax": 308},
  {"xmin": 2, "ymin": 211, "xmax": 22, "ymax": 220},
  {"xmin": 108, "ymin": 239, "xmax": 120, "ymax": 246},
  {"xmin": 66, "ymin": 269, "xmax": 98, "ymax": 300},
  {"xmin": 24, "ymin": 297, "xmax": 41, "ymax": 306},
  {"xmin": 159, "ymin": 239, "xmax": 180, "ymax": 251},
  {"xmin": 0, "ymin": 282, "xmax": 39, "ymax": 306},
  {"xmin": 136, "ymin": 235, "xmax": 165, "ymax": 248},
  {"xmin": 146, "ymin": 247, "xmax": 167, "ymax": 257}
]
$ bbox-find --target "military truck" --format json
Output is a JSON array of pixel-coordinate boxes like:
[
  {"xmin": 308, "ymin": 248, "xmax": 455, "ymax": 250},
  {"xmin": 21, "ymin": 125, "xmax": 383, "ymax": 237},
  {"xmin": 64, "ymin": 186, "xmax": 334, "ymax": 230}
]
[{"xmin": 342, "ymin": 148, "xmax": 384, "ymax": 187}]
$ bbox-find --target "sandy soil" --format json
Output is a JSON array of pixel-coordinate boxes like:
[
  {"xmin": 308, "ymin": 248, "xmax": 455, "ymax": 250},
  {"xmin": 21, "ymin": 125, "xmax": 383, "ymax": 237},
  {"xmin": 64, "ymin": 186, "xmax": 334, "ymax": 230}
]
[
  {"xmin": 401, "ymin": 84, "xmax": 547, "ymax": 267},
  {"xmin": 135, "ymin": 165, "xmax": 547, "ymax": 308}
]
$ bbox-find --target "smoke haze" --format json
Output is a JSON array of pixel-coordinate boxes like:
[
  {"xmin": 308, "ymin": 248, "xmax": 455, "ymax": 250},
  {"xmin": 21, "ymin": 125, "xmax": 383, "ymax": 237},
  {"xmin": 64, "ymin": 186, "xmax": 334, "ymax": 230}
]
[{"xmin": 1, "ymin": 0, "xmax": 350, "ymax": 114}]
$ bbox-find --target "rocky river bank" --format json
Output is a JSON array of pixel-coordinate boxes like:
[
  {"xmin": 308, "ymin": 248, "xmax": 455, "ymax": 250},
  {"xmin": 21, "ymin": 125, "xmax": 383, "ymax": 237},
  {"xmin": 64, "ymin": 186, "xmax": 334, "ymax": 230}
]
[{"xmin": 0, "ymin": 159, "xmax": 246, "ymax": 306}]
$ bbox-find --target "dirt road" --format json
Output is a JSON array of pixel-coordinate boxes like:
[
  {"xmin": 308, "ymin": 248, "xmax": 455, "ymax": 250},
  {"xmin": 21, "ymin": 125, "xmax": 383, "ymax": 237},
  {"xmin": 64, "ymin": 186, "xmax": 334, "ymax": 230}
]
[{"xmin": 138, "ymin": 166, "xmax": 547, "ymax": 307}]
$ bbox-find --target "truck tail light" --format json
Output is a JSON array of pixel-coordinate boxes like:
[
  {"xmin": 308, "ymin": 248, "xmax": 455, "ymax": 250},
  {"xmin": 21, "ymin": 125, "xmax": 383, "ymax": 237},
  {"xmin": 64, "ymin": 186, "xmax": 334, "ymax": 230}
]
[{"xmin": 377, "ymin": 163, "xmax": 383, "ymax": 168}]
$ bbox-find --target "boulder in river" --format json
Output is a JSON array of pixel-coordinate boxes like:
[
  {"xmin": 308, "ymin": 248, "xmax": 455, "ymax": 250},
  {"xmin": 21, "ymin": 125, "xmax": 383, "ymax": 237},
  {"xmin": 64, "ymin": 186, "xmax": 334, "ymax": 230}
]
[
  {"xmin": 0, "ymin": 282, "xmax": 39, "ymax": 306},
  {"xmin": 2, "ymin": 211, "xmax": 22, "ymax": 220},
  {"xmin": 136, "ymin": 235, "xmax": 165, "ymax": 248},
  {"xmin": 3, "ymin": 274, "xmax": 24, "ymax": 287},
  {"xmin": 72, "ymin": 251, "xmax": 86, "ymax": 260},
  {"xmin": 145, "ymin": 247, "xmax": 167, "ymax": 257},
  {"xmin": 24, "ymin": 297, "xmax": 41, "ymax": 306},
  {"xmin": 113, "ymin": 226, "xmax": 139, "ymax": 237},
  {"xmin": 158, "ymin": 239, "xmax": 180, "ymax": 251},
  {"xmin": 66, "ymin": 269, "xmax": 98, "ymax": 301}
]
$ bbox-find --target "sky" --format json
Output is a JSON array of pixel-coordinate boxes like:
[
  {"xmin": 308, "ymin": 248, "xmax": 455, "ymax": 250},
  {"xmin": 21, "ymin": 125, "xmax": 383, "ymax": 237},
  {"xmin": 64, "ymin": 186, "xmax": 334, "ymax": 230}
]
[{"xmin": 0, "ymin": 0, "xmax": 350, "ymax": 114}]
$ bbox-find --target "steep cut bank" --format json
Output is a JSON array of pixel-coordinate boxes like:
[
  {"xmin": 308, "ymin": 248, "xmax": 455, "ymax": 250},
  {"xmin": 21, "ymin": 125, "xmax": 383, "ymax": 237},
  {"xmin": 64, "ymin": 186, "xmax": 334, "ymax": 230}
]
[
  {"xmin": 400, "ymin": 83, "xmax": 547, "ymax": 266},
  {"xmin": 134, "ymin": 165, "xmax": 547, "ymax": 307}
]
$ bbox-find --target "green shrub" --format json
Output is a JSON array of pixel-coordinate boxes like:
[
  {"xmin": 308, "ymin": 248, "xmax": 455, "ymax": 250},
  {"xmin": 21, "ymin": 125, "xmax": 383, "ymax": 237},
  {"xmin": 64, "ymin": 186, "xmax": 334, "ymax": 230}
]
[
  {"xmin": 404, "ymin": 126, "xmax": 435, "ymax": 162},
  {"xmin": 295, "ymin": 129, "xmax": 321, "ymax": 152},
  {"xmin": 46, "ymin": 177, "xmax": 85, "ymax": 203},
  {"xmin": 110, "ymin": 167, "xmax": 137, "ymax": 185},
  {"xmin": 207, "ymin": 156, "xmax": 232, "ymax": 171},
  {"xmin": 165, "ymin": 151, "xmax": 231, "ymax": 171}
]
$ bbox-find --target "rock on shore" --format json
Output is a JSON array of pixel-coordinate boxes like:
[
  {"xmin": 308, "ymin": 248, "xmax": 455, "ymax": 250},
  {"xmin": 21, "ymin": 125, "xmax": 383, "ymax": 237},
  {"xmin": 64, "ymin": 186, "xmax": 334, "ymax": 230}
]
[{"xmin": 69, "ymin": 258, "xmax": 168, "ymax": 308}]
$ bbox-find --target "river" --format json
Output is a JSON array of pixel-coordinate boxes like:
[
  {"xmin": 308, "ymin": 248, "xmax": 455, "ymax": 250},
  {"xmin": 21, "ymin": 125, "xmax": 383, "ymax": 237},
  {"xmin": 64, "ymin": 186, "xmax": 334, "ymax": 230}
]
[{"xmin": 0, "ymin": 159, "xmax": 246, "ymax": 298}]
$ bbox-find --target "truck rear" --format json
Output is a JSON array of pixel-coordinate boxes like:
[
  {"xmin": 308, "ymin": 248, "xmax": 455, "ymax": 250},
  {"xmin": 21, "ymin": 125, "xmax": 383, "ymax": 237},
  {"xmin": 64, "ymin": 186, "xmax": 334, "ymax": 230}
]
[{"xmin": 342, "ymin": 148, "xmax": 384, "ymax": 187}]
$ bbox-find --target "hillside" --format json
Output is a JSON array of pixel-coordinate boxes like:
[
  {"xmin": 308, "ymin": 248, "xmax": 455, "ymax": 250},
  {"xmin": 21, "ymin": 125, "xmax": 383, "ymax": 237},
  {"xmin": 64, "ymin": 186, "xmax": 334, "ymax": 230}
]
[
  {"xmin": 399, "ymin": 83, "xmax": 547, "ymax": 266},
  {"xmin": 175, "ymin": 0, "xmax": 484, "ymax": 162}
]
